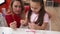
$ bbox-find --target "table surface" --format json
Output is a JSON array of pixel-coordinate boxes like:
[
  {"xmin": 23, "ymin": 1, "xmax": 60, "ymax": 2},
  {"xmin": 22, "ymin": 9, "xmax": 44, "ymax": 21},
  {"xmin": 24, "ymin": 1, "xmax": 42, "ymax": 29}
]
[{"xmin": 0, "ymin": 27, "xmax": 60, "ymax": 34}]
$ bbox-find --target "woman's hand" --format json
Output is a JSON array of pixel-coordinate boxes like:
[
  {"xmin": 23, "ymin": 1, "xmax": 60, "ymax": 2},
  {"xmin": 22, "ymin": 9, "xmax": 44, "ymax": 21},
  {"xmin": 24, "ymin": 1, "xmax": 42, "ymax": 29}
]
[
  {"xmin": 20, "ymin": 20, "xmax": 28, "ymax": 26},
  {"xmin": 20, "ymin": 20, "xmax": 25, "ymax": 25},
  {"xmin": 10, "ymin": 21, "xmax": 17, "ymax": 30}
]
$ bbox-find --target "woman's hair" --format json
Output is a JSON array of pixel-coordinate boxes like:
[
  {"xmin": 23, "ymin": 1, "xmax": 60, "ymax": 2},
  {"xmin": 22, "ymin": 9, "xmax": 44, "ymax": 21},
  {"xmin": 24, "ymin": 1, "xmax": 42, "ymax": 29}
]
[
  {"xmin": 9, "ymin": 0, "xmax": 24, "ymax": 12},
  {"xmin": 28, "ymin": 0, "xmax": 46, "ymax": 26},
  {"xmin": 9, "ymin": 0, "xmax": 25, "ymax": 19}
]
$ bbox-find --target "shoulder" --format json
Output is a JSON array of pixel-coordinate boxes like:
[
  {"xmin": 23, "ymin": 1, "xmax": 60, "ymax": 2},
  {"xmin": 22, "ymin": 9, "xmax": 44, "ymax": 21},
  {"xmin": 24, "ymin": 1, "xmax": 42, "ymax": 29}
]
[
  {"xmin": 44, "ymin": 13, "xmax": 49, "ymax": 17},
  {"xmin": 5, "ymin": 12, "xmax": 12, "ymax": 19},
  {"xmin": 24, "ymin": 6, "xmax": 29, "ymax": 13},
  {"xmin": 43, "ymin": 13, "xmax": 49, "ymax": 23}
]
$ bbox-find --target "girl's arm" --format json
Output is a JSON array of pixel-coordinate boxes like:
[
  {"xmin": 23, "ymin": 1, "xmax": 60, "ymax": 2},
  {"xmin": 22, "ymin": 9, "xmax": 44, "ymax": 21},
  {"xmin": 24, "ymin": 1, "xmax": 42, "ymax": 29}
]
[
  {"xmin": 28, "ymin": 13, "xmax": 49, "ymax": 30},
  {"xmin": 28, "ymin": 22, "xmax": 48, "ymax": 30},
  {"xmin": 35, "ymin": 13, "xmax": 49, "ymax": 30},
  {"xmin": 35, "ymin": 22, "xmax": 48, "ymax": 30}
]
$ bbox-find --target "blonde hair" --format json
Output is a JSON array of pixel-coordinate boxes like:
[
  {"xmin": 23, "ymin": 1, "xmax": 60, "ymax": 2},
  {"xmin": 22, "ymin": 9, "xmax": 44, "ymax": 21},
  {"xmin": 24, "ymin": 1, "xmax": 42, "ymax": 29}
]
[{"xmin": 9, "ymin": 0, "xmax": 25, "ymax": 19}]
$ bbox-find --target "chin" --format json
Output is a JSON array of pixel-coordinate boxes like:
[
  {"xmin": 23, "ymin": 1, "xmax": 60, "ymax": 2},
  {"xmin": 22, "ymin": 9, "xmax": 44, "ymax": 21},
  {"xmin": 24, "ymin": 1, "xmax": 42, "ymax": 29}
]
[
  {"xmin": 17, "ymin": 13, "xmax": 19, "ymax": 15},
  {"xmin": 15, "ymin": 12, "xmax": 20, "ymax": 14}
]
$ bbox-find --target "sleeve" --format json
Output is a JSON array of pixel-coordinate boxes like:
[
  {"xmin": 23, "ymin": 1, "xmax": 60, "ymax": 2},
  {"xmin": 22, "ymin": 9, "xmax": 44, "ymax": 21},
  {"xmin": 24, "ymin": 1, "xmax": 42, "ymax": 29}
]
[
  {"xmin": 24, "ymin": 6, "xmax": 29, "ymax": 13},
  {"xmin": 5, "ymin": 15, "xmax": 13, "ymax": 27},
  {"xmin": 43, "ymin": 13, "xmax": 49, "ymax": 23}
]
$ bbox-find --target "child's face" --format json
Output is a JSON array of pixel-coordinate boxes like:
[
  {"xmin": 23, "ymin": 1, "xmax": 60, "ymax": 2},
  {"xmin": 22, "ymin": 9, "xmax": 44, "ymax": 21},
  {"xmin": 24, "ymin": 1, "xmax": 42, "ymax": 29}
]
[
  {"xmin": 30, "ymin": 1, "xmax": 41, "ymax": 13},
  {"xmin": 12, "ymin": 1, "xmax": 21, "ymax": 14}
]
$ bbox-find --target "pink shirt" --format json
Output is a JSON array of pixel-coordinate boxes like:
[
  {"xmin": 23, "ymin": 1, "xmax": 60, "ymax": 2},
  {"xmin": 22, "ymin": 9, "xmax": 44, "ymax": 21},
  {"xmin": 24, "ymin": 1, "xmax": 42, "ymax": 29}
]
[
  {"xmin": 26, "ymin": 12, "xmax": 50, "ymax": 30},
  {"xmin": 26, "ymin": 12, "xmax": 49, "ymax": 23}
]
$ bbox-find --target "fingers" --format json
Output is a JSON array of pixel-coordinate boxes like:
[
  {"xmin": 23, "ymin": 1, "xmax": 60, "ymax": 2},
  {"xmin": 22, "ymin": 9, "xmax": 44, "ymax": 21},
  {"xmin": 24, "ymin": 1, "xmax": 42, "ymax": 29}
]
[
  {"xmin": 20, "ymin": 20, "xmax": 26, "ymax": 25},
  {"xmin": 28, "ymin": 23, "xmax": 35, "ymax": 29},
  {"xmin": 29, "ymin": 23, "xmax": 41, "ymax": 30},
  {"xmin": 10, "ymin": 21, "xmax": 17, "ymax": 29},
  {"xmin": 20, "ymin": 20, "xmax": 24, "ymax": 24}
]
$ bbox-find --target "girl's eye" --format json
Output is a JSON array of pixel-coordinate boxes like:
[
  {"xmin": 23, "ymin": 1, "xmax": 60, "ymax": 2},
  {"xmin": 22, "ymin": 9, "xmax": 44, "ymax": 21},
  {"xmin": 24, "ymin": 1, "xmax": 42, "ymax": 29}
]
[
  {"xmin": 32, "ymin": 7, "xmax": 38, "ymax": 9},
  {"xmin": 34, "ymin": 8, "xmax": 37, "ymax": 9}
]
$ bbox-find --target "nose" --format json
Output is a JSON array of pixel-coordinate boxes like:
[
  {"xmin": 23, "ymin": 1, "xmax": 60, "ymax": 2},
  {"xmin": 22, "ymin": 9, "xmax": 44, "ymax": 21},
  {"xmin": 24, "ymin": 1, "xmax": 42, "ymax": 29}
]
[
  {"xmin": 17, "ymin": 7, "xmax": 21, "ymax": 11},
  {"xmin": 31, "ymin": 8, "xmax": 35, "ymax": 11}
]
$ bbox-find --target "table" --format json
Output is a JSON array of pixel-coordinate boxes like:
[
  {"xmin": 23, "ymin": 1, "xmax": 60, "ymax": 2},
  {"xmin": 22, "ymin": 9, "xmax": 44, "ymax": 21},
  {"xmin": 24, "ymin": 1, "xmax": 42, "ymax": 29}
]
[{"xmin": 0, "ymin": 27, "xmax": 60, "ymax": 34}]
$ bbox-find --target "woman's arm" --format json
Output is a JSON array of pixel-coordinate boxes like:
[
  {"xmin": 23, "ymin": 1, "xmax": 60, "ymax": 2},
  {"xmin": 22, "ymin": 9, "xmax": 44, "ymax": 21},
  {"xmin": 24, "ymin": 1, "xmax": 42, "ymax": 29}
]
[
  {"xmin": 21, "ymin": 17, "xmax": 28, "ymax": 26},
  {"xmin": 20, "ymin": 11, "xmax": 28, "ymax": 26}
]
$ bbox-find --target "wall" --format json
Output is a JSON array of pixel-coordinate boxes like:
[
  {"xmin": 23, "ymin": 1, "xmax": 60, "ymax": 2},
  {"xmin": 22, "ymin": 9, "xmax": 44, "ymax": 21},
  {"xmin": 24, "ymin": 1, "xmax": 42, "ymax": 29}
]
[{"xmin": 0, "ymin": 0, "xmax": 10, "ymax": 12}]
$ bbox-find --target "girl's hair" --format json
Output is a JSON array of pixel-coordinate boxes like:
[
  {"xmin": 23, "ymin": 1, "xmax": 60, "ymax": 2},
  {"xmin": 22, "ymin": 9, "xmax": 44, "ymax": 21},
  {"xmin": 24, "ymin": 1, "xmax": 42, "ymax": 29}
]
[
  {"xmin": 9, "ymin": 0, "xmax": 25, "ymax": 19},
  {"xmin": 28, "ymin": 0, "xmax": 46, "ymax": 26}
]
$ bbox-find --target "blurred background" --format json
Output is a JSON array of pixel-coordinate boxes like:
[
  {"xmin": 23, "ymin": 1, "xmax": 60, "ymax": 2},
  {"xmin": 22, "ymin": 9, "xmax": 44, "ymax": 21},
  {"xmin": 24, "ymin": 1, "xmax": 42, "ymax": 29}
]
[{"xmin": 0, "ymin": 0, "xmax": 60, "ymax": 31}]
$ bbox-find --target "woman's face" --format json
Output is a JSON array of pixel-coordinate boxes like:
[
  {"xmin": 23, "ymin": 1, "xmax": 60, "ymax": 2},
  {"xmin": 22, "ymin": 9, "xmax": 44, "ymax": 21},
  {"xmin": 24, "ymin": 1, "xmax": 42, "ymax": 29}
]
[
  {"xmin": 12, "ymin": 1, "xmax": 21, "ymax": 14},
  {"xmin": 30, "ymin": 1, "xmax": 41, "ymax": 13}
]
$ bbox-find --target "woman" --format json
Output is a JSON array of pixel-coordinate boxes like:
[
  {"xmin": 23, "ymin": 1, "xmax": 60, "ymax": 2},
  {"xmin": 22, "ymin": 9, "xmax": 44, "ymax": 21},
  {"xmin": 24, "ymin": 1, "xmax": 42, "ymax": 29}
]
[{"xmin": 5, "ymin": 0, "xmax": 24, "ymax": 29}]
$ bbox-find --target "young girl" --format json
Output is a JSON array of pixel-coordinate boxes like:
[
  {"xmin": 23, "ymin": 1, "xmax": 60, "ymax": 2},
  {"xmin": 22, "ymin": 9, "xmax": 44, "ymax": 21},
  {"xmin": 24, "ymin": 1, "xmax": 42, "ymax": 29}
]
[
  {"xmin": 5, "ymin": 0, "xmax": 24, "ymax": 29},
  {"xmin": 21, "ymin": 0, "xmax": 50, "ymax": 30}
]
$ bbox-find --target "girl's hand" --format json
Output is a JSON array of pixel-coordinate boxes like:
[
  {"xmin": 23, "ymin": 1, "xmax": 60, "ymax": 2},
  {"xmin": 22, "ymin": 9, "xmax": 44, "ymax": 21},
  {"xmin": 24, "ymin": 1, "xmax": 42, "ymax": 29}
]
[
  {"xmin": 28, "ymin": 23, "xmax": 36, "ymax": 29},
  {"xmin": 10, "ymin": 21, "xmax": 17, "ymax": 30},
  {"xmin": 28, "ymin": 23, "xmax": 41, "ymax": 30}
]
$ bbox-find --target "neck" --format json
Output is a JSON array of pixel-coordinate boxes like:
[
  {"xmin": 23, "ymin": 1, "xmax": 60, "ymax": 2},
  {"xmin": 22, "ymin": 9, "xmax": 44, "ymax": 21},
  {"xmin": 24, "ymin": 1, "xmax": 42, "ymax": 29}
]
[{"xmin": 14, "ymin": 13, "xmax": 20, "ymax": 17}]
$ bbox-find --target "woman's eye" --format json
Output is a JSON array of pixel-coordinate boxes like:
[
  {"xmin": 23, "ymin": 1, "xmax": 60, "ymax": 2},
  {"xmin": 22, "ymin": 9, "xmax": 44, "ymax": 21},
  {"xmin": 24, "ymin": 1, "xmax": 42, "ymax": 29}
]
[
  {"xmin": 15, "ymin": 5, "xmax": 18, "ymax": 8},
  {"xmin": 15, "ymin": 5, "xmax": 21, "ymax": 8},
  {"xmin": 19, "ymin": 6, "xmax": 21, "ymax": 8}
]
